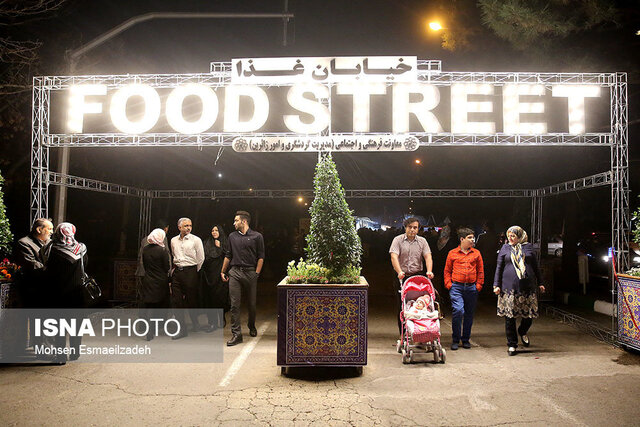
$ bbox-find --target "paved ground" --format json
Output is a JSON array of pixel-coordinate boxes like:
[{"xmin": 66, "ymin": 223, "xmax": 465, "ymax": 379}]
[{"xmin": 1, "ymin": 294, "xmax": 639, "ymax": 426}]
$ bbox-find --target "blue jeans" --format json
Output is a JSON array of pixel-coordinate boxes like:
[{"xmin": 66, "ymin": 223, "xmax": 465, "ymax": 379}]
[{"xmin": 449, "ymin": 282, "xmax": 478, "ymax": 344}]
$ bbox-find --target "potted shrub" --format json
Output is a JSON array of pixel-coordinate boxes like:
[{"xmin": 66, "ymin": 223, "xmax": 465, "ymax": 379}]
[
  {"xmin": 617, "ymin": 202, "xmax": 640, "ymax": 351},
  {"xmin": 277, "ymin": 153, "xmax": 367, "ymax": 374},
  {"xmin": 0, "ymin": 170, "xmax": 15, "ymax": 308}
]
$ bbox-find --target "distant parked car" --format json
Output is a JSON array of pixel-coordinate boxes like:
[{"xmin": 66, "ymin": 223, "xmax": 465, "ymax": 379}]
[{"xmin": 547, "ymin": 235, "xmax": 563, "ymax": 257}]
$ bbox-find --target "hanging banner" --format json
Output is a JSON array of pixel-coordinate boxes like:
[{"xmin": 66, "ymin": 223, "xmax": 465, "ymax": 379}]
[{"xmin": 232, "ymin": 135, "xmax": 420, "ymax": 152}]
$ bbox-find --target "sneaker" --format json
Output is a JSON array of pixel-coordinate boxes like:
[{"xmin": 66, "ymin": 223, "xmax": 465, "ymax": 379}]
[
  {"xmin": 249, "ymin": 327, "xmax": 257, "ymax": 337},
  {"xmin": 451, "ymin": 343, "xmax": 459, "ymax": 350},
  {"xmin": 462, "ymin": 342, "xmax": 471, "ymax": 349},
  {"xmin": 508, "ymin": 346, "xmax": 517, "ymax": 356},
  {"xmin": 520, "ymin": 334, "xmax": 530, "ymax": 347}
]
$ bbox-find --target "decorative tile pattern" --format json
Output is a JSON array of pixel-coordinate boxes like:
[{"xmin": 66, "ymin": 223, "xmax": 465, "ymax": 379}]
[
  {"xmin": 618, "ymin": 275, "xmax": 640, "ymax": 350},
  {"xmin": 278, "ymin": 286, "xmax": 367, "ymax": 366},
  {"xmin": 0, "ymin": 282, "xmax": 18, "ymax": 309}
]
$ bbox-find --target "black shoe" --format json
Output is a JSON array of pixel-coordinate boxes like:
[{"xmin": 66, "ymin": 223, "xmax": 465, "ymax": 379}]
[
  {"xmin": 508, "ymin": 346, "xmax": 517, "ymax": 356},
  {"xmin": 204, "ymin": 324, "xmax": 217, "ymax": 333},
  {"xmin": 249, "ymin": 327, "xmax": 257, "ymax": 337},
  {"xmin": 227, "ymin": 334, "xmax": 243, "ymax": 346},
  {"xmin": 451, "ymin": 343, "xmax": 459, "ymax": 350},
  {"xmin": 171, "ymin": 331, "xmax": 188, "ymax": 340},
  {"xmin": 462, "ymin": 342, "xmax": 471, "ymax": 349},
  {"xmin": 520, "ymin": 334, "xmax": 530, "ymax": 347}
]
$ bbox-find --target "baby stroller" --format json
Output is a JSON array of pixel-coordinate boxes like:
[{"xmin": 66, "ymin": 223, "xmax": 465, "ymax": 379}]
[{"xmin": 396, "ymin": 275, "xmax": 446, "ymax": 364}]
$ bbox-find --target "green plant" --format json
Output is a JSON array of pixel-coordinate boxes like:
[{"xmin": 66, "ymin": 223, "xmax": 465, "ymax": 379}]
[
  {"xmin": 627, "ymin": 203, "xmax": 640, "ymax": 276},
  {"xmin": 286, "ymin": 260, "xmax": 330, "ymax": 284},
  {"xmin": 632, "ymin": 205, "xmax": 640, "ymax": 247},
  {"xmin": 0, "ymin": 171, "xmax": 13, "ymax": 258},
  {"xmin": 286, "ymin": 153, "xmax": 362, "ymax": 284},
  {"xmin": 625, "ymin": 267, "xmax": 640, "ymax": 278}
]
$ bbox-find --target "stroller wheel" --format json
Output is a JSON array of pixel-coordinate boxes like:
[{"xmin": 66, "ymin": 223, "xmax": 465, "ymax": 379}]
[
  {"xmin": 433, "ymin": 349, "xmax": 440, "ymax": 363},
  {"xmin": 440, "ymin": 348, "xmax": 446, "ymax": 363},
  {"xmin": 409, "ymin": 349, "xmax": 414, "ymax": 363},
  {"xmin": 396, "ymin": 339, "xmax": 402, "ymax": 354},
  {"xmin": 402, "ymin": 348, "xmax": 409, "ymax": 364}
]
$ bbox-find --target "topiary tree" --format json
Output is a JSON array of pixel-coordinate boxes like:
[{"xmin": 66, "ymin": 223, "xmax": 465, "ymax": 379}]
[
  {"xmin": 305, "ymin": 152, "xmax": 362, "ymax": 275},
  {"xmin": 0, "ymin": 170, "xmax": 13, "ymax": 257}
]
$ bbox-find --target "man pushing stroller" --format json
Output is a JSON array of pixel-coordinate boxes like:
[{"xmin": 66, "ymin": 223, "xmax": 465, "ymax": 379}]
[{"xmin": 389, "ymin": 217, "xmax": 434, "ymax": 338}]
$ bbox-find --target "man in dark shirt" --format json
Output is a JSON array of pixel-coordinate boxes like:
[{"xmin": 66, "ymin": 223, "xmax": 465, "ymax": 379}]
[{"xmin": 221, "ymin": 210, "xmax": 265, "ymax": 346}]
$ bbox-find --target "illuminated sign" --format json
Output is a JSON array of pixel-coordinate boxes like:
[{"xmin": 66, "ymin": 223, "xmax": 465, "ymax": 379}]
[{"xmin": 60, "ymin": 57, "xmax": 607, "ymax": 151}]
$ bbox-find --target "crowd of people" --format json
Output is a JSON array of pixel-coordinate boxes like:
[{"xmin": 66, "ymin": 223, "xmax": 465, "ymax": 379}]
[
  {"xmin": 11, "ymin": 211, "xmax": 544, "ymax": 363},
  {"xmin": 11, "ymin": 210, "xmax": 264, "ymax": 364},
  {"xmin": 134, "ymin": 211, "xmax": 264, "ymax": 347},
  {"xmin": 389, "ymin": 217, "xmax": 545, "ymax": 356}
]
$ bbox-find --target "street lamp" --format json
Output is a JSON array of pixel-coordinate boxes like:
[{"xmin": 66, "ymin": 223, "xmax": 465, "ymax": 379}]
[
  {"xmin": 428, "ymin": 21, "xmax": 443, "ymax": 31},
  {"xmin": 53, "ymin": 8, "xmax": 295, "ymax": 225}
]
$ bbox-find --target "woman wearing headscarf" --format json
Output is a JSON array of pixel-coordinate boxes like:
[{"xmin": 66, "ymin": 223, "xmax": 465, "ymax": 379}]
[
  {"xmin": 141, "ymin": 228, "xmax": 171, "ymax": 340},
  {"xmin": 200, "ymin": 224, "xmax": 230, "ymax": 331},
  {"xmin": 44, "ymin": 222, "xmax": 88, "ymax": 363},
  {"xmin": 493, "ymin": 226, "xmax": 545, "ymax": 356}
]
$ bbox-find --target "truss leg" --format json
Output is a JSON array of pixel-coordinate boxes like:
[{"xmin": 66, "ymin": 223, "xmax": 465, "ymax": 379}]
[{"xmin": 30, "ymin": 82, "xmax": 49, "ymax": 225}]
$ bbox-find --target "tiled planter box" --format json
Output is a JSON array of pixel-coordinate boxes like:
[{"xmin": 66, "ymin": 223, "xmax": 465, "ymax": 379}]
[
  {"xmin": 618, "ymin": 274, "xmax": 640, "ymax": 351},
  {"xmin": 277, "ymin": 277, "xmax": 368, "ymax": 374}
]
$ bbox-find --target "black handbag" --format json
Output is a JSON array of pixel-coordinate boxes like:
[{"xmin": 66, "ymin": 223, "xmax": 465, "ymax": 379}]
[{"xmin": 80, "ymin": 256, "xmax": 102, "ymax": 300}]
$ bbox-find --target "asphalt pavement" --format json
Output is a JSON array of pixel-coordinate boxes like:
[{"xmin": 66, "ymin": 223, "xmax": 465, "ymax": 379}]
[{"xmin": 1, "ymin": 293, "xmax": 639, "ymax": 426}]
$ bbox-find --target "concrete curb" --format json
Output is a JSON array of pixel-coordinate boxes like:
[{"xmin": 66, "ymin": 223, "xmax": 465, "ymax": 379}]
[{"xmin": 558, "ymin": 292, "xmax": 617, "ymax": 317}]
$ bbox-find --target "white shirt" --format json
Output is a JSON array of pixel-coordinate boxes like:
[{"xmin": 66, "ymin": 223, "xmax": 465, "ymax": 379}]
[{"xmin": 171, "ymin": 233, "xmax": 205, "ymax": 270}]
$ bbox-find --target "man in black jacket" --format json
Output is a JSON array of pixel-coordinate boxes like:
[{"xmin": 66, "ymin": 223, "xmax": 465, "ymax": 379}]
[
  {"xmin": 15, "ymin": 218, "xmax": 53, "ymax": 307},
  {"xmin": 14, "ymin": 218, "xmax": 53, "ymax": 357}
]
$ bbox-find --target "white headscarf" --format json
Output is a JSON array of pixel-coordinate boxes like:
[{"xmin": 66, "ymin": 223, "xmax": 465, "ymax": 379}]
[{"xmin": 147, "ymin": 228, "xmax": 166, "ymax": 247}]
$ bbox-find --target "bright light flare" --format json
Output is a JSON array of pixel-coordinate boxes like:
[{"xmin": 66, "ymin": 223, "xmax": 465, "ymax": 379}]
[
  {"xmin": 414, "ymin": 159, "xmax": 421, "ymax": 165},
  {"xmin": 429, "ymin": 22, "xmax": 443, "ymax": 31},
  {"xmin": 298, "ymin": 197, "xmax": 304, "ymax": 202}
]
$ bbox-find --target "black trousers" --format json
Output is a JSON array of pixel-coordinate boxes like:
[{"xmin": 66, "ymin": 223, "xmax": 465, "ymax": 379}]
[
  {"xmin": 171, "ymin": 266, "xmax": 201, "ymax": 331},
  {"xmin": 505, "ymin": 316, "xmax": 533, "ymax": 348},
  {"xmin": 228, "ymin": 266, "xmax": 258, "ymax": 336}
]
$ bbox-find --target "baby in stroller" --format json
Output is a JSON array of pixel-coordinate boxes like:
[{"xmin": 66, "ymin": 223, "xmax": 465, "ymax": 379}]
[
  {"xmin": 405, "ymin": 294, "xmax": 439, "ymax": 320},
  {"xmin": 398, "ymin": 275, "xmax": 446, "ymax": 364}
]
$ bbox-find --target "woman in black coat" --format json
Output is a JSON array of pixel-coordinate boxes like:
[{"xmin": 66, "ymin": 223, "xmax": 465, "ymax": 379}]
[
  {"xmin": 200, "ymin": 224, "xmax": 230, "ymax": 331},
  {"xmin": 493, "ymin": 226, "xmax": 545, "ymax": 356},
  {"xmin": 44, "ymin": 222, "xmax": 88, "ymax": 363},
  {"xmin": 141, "ymin": 228, "xmax": 171, "ymax": 340}
]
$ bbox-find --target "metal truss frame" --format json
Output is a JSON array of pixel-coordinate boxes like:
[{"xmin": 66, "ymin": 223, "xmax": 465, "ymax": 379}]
[{"xmin": 544, "ymin": 304, "xmax": 618, "ymax": 346}]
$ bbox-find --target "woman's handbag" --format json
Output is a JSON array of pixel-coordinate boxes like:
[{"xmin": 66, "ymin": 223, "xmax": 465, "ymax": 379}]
[{"xmin": 80, "ymin": 256, "xmax": 102, "ymax": 300}]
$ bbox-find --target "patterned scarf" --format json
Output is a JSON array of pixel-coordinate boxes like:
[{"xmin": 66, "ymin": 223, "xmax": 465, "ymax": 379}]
[
  {"xmin": 52, "ymin": 222, "xmax": 86, "ymax": 261},
  {"xmin": 510, "ymin": 243, "xmax": 527, "ymax": 279}
]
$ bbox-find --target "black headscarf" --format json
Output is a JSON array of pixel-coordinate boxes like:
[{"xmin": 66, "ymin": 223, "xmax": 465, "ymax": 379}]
[{"xmin": 203, "ymin": 224, "xmax": 228, "ymax": 259}]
